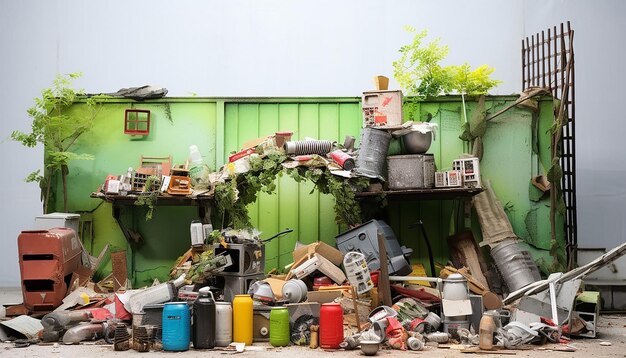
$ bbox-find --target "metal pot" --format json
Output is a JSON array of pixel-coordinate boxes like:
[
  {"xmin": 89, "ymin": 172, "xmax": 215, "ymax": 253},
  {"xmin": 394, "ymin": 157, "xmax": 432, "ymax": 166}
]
[{"xmin": 402, "ymin": 130, "xmax": 432, "ymax": 154}]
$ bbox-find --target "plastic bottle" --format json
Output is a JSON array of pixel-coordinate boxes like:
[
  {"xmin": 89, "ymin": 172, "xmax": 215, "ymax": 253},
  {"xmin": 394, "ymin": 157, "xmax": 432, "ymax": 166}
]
[
  {"xmin": 232, "ymin": 294, "xmax": 253, "ymax": 345},
  {"xmin": 192, "ymin": 287, "xmax": 216, "ymax": 349},
  {"xmin": 269, "ymin": 307, "xmax": 290, "ymax": 347},
  {"xmin": 188, "ymin": 145, "xmax": 211, "ymax": 189},
  {"xmin": 478, "ymin": 315, "xmax": 495, "ymax": 350}
]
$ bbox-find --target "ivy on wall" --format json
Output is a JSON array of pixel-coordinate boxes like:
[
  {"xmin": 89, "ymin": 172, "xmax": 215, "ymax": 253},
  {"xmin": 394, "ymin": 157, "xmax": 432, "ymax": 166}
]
[{"xmin": 214, "ymin": 153, "xmax": 371, "ymax": 229}]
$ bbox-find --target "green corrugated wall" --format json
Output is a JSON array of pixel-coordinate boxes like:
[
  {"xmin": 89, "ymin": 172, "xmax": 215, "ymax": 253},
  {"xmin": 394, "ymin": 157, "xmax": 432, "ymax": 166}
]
[{"xmin": 49, "ymin": 96, "xmax": 562, "ymax": 287}]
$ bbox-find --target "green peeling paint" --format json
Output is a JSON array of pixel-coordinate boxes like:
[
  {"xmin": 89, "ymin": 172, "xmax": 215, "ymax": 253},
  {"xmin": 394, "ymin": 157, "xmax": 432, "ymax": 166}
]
[{"xmin": 49, "ymin": 96, "xmax": 563, "ymax": 286}]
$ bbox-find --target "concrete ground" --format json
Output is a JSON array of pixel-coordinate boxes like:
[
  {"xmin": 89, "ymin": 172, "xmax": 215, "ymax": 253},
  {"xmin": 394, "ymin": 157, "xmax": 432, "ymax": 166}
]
[
  {"xmin": 2, "ymin": 288, "xmax": 625, "ymax": 357},
  {"xmin": 0, "ymin": 314, "xmax": 624, "ymax": 357}
]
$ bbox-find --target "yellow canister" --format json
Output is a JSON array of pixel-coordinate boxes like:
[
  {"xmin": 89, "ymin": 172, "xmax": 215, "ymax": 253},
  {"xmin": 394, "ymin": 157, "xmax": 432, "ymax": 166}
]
[{"xmin": 232, "ymin": 294, "xmax": 253, "ymax": 345}]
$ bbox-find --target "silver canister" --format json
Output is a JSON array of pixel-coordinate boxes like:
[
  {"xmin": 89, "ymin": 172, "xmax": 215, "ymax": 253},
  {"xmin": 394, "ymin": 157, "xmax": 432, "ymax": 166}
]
[{"xmin": 215, "ymin": 302, "xmax": 233, "ymax": 347}]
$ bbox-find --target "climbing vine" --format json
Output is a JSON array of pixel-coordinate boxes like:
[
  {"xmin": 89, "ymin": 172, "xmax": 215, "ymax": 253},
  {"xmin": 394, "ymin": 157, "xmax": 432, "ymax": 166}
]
[
  {"xmin": 134, "ymin": 176, "xmax": 161, "ymax": 220},
  {"xmin": 214, "ymin": 153, "xmax": 371, "ymax": 229}
]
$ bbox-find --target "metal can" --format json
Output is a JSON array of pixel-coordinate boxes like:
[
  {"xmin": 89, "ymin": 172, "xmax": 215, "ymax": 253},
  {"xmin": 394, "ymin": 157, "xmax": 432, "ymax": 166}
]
[
  {"xmin": 215, "ymin": 302, "xmax": 233, "ymax": 347},
  {"xmin": 330, "ymin": 150, "xmax": 355, "ymax": 170}
]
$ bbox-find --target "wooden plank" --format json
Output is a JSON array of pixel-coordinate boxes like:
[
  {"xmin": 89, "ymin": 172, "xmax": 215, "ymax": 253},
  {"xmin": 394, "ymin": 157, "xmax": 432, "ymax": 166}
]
[
  {"xmin": 446, "ymin": 231, "xmax": 489, "ymax": 288},
  {"xmin": 111, "ymin": 250, "xmax": 128, "ymax": 291},
  {"xmin": 377, "ymin": 231, "xmax": 392, "ymax": 307}
]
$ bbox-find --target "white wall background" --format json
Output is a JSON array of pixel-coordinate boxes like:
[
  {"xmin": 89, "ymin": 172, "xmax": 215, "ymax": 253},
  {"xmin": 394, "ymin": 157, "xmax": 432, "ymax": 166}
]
[{"xmin": 0, "ymin": 0, "xmax": 624, "ymax": 286}]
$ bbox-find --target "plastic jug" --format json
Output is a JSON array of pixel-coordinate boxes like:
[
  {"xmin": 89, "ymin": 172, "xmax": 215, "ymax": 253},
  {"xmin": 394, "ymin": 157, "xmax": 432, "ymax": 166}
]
[
  {"xmin": 188, "ymin": 145, "xmax": 211, "ymax": 189},
  {"xmin": 232, "ymin": 294, "xmax": 253, "ymax": 345},
  {"xmin": 162, "ymin": 302, "xmax": 190, "ymax": 351},
  {"xmin": 319, "ymin": 303, "xmax": 343, "ymax": 349},
  {"xmin": 192, "ymin": 287, "xmax": 216, "ymax": 349},
  {"xmin": 269, "ymin": 307, "xmax": 290, "ymax": 347}
]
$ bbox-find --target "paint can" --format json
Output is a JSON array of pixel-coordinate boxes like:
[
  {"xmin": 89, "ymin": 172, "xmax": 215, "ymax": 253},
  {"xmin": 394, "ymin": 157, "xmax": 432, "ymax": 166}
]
[
  {"xmin": 284, "ymin": 140, "xmax": 334, "ymax": 156},
  {"xmin": 282, "ymin": 279, "xmax": 308, "ymax": 303},
  {"xmin": 215, "ymin": 302, "xmax": 232, "ymax": 347}
]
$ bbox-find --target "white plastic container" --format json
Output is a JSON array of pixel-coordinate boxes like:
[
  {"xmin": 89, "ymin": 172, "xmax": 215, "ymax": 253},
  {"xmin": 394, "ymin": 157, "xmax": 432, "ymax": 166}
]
[
  {"xmin": 126, "ymin": 274, "xmax": 186, "ymax": 314},
  {"xmin": 190, "ymin": 220, "xmax": 204, "ymax": 246},
  {"xmin": 343, "ymin": 252, "xmax": 374, "ymax": 294},
  {"xmin": 188, "ymin": 145, "xmax": 211, "ymax": 189},
  {"xmin": 452, "ymin": 157, "xmax": 481, "ymax": 188}
]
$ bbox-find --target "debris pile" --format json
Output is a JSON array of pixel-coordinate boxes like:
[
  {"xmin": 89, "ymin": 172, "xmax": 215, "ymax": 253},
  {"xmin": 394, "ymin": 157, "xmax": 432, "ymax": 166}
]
[{"xmin": 3, "ymin": 78, "xmax": 624, "ymax": 355}]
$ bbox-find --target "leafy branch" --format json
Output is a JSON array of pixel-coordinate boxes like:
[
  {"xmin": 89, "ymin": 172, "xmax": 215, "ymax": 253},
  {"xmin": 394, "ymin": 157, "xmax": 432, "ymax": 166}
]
[
  {"xmin": 11, "ymin": 72, "xmax": 106, "ymax": 212},
  {"xmin": 393, "ymin": 26, "xmax": 501, "ymax": 119},
  {"xmin": 215, "ymin": 153, "xmax": 371, "ymax": 229}
]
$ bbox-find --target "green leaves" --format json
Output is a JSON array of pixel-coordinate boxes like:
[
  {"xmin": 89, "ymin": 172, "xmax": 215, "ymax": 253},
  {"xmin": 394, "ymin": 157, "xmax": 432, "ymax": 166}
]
[
  {"xmin": 215, "ymin": 154, "xmax": 371, "ymax": 230},
  {"xmin": 12, "ymin": 72, "xmax": 105, "ymax": 212},
  {"xmin": 393, "ymin": 27, "xmax": 501, "ymax": 100}
]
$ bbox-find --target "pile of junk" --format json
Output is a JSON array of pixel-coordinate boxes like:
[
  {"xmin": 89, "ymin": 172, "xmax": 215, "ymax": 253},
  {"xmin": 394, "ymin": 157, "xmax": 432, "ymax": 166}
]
[
  {"xmin": 3, "ymin": 79, "xmax": 626, "ymax": 355},
  {"xmin": 5, "ymin": 214, "xmax": 626, "ymax": 354}
]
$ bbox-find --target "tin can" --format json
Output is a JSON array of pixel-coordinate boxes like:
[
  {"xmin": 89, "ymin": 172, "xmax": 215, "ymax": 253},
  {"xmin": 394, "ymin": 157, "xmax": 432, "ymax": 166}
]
[
  {"xmin": 215, "ymin": 302, "xmax": 233, "ymax": 347},
  {"xmin": 330, "ymin": 150, "xmax": 355, "ymax": 170}
]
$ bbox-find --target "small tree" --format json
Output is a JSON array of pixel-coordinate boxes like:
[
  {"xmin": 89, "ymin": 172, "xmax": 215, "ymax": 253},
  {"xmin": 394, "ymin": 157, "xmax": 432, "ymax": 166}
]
[
  {"xmin": 393, "ymin": 27, "xmax": 502, "ymax": 120},
  {"xmin": 11, "ymin": 73, "xmax": 104, "ymax": 213}
]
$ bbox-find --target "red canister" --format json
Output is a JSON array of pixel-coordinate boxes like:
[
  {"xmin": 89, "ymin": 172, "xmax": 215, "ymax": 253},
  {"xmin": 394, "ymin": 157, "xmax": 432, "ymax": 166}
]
[
  {"xmin": 330, "ymin": 150, "xmax": 355, "ymax": 170},
  {"xmin": 312, "ymin": 276, "xmax": 333, "ymax": 291},
  {"xmin": 319, "ymin": 303, "xmax": 343, "ymax": 349}
]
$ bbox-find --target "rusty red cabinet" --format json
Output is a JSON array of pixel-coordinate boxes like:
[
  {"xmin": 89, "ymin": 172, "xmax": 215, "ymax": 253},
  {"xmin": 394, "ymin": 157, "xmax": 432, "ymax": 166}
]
[{"xmin": 17, "ymin": 228, "xmax": 82, "ymax": 311}]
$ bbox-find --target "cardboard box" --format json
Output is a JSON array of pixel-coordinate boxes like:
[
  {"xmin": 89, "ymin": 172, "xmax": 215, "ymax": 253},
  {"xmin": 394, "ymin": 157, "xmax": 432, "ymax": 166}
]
[
  {"xmin": 362, "ymin": 90, "xmax": 403, "ymax": 127},
  {"xmin": 306, "ymin": 290, "xmax": 341, "ymax": 304},
  {"xmin": 293, "ymin": 241, "xmax": 343, "ymax": 266},
  {"xmin": 263, "ymin": 277, "xmax": 286, "ymax": 300},
  {"xmin": 315, "ymin": 254, "xmax": 346, "ymax": 284}
]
